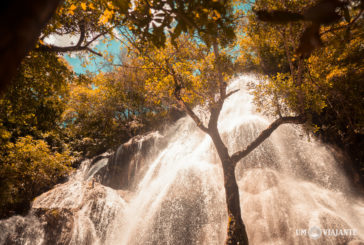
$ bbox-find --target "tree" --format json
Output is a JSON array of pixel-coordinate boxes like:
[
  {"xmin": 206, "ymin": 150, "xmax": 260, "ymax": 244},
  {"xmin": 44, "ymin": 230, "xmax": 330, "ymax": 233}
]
[
  {"xmin": 0, "ymin": 0, "xmax": 239, "ymax": 92},
  {"xmin": 63, "ymin": 61, "xmax": 170, "ymax": 158},
  {"xmin": 2, "ymin": 0, "xmax": 240, "ymax": 217},
  {"xmin": 120, "ymin": 32, "xmax": 306, "ymax": 244},
  {"xmin": 0, "ymin": 0, "xmax": 62, "ymax": 91},
  {"xmin": 0, "ymin": 51, "xmax": 74, "ymax": 218},
  {"xmin": 0, "ymin": 52, "xmax": 72, "ymax": 144},
  {"xmin": 0, "ymin": 136, "xmax": 72, "ymax": 218},
  {"xmin": 239, "ymin": 0, "xmax": 364, "ymax": 184}
]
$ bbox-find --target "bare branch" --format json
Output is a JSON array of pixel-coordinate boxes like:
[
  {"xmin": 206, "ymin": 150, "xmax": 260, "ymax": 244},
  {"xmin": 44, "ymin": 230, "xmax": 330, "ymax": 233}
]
[
  {"xmin": 204, "ymin": 40, "xmax": 227, "ymax": 132},
  {"xmin": 118, "ymin": 31, "xmax": 171, "ymax": 74},
  {"xmin": 84, "ymin": 30, "xmax": 111, "ymax": 47},
  {"xmin": 165, "ymin": 58, "xmax": 209, "ymax": 133},
  {"xmin": 320, "ymin": 9, "xmax": 363, "ymax": 36},
  {"xmin": 36, "ymin": 44, "xmax": 102, "ymax": 56},
  {"xmin": 225, "ymin": 89, "xmax": 239, "ymax": 99},
  {"xmin": 35, "ymin": 26, "xmax": 111, "ymax": 57},
  {"xmin": 76, "ymin": 21, "xmax": 86, "ymax": 47},
  {"xmin": 231, "ymin": 115, "xmax": 306, "ymax": 164},
  {"xmin": 85, "ymin": 47, "xmax": 102, "ymax": 56},
  {"xmin": 112, "ymin": 64, "xmax": 164, "ymax": 70},
  {"xmin": 212, "ymin": 39, "xmax": 227, "ymax": 100},
  {"xmin": 177, "ymin": 99, "xmax": 209, "ymax": 133},
  {"xmin": 208, "ymin": 102, "xmax": 223, "ymax": 130}
]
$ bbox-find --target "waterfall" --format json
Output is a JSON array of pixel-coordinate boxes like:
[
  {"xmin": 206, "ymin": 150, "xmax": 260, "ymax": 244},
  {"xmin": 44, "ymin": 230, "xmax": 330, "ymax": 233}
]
[{"xmin": 1, "ymin": 75, "xmax": 363, "ymax": 245}]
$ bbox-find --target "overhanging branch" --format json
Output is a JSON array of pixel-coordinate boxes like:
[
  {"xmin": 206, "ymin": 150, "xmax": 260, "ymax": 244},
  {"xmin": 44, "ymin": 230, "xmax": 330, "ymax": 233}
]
[
  {"xmin": 36, "ymin": 44, "xmax": 102, "ymax": 56},
  {"xmin": 226, "ymin": 89, "xmax": 239, "ymax": 99},
  {"xmin": 231, "ymin": 115, "xmax": 306, "ymax": 164},
  {"xmin": 36, "ymin": 26, "xmax": 111, "ymax": 57}
]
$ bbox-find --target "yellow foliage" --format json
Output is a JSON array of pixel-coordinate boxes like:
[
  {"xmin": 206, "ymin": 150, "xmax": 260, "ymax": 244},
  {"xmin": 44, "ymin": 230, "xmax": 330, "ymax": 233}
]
[
  {"xmin": 81, "ymin": 2, "xmax": 87, "ymax": 11},
  {"xmin": 99, "ymin": 9, "xmax": 114, "ymax": 24},
  {"xmin": 67, "ymin": 4, "xmax": 77, "ymax": 15},
  {"xmin": 212, "ymin": 10, "xmax": 221, "ymax": 20},
  {"xmin": 0, "ymin": 136, "xmax": 73, "ymax": 210}
]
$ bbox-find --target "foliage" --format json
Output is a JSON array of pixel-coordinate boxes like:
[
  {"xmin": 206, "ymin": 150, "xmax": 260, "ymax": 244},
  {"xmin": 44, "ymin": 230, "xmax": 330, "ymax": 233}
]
[
  {"xmin": 37, "ymin": 0, "xmax": 128, "ymax": 55},
  {"xmin": 36, "ymin": 0, "xmax": 239, "ymax": 58},
  {"xmin": 0, "ymin": 52, "xmax": 72, "ymax": 143},
  {"xmin": 63, "ymin": 60, "xmax": 172, "ymax": 157},
  {"xmin": 240, "ymin": 0, "xmax": 364, "ymax": 180},
  {"xmin": 0, "ymin": 52, "xmax": 74, "ymax": 218},
  {"xmin": 0, "ymin": 0, "xmax": 241, "ymax": 218},
  {"xmin": 124, "ymin": 35, "xmax": 235, "ymax": 110},
  {"xmin": 255, "ymin": 0, "xmax": 361, "ymax": 56},
  {"xmin": 125, "ymin": 0, "xmax": 237, "ymax": 47},
  {"xmin": 0, "ymin": 136, "xmax": 73, "ymax": 218}
]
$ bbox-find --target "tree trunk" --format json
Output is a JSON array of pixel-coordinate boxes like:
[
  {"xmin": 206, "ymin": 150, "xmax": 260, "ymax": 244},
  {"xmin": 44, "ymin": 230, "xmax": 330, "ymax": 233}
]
[
  {"xmin": 222, "ymin": 161, "xmax": 249, "ymax": 245},
  {"xmin": 208, "ymin": 130, "xmax": 249, "ymax": 245},
  {"xmin": 0, "ymin": 0, "xmax": 63, "ymax": 92}
]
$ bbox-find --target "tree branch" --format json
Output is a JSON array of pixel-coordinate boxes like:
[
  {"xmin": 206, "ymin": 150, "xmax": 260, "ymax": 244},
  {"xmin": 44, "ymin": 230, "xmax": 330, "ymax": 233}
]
[
  {"xmin": 231, "ymin": 115, "xmax": 306, "ymax": 164},
  {"xmin": 206, "ymin": 40, "xmax": 226, "ymax": 131},
  {"xmin": 118, "ymin": 31, "xmax": 171, "ymax": 74},
  {"xmin": 35, "ymin": 27, "xmax": 111, "ymax": 57},
  {"xmin": 76, "ymin": 21, "xmax": 86, "ymax": 47},
  {"xmin": 177, "ymin": 99, "xmax": 209, "ymax": 134},
  {"xmin": 212, "ymin": 39, "xmax": 227, "ymax": 100},
  {"xmin": 165, "ymin": 58, "xmax": 209, "ymax": 133},
  {"xmin": 37, "ymin": 44, "xmax": 102, "ymax": 56},
  {"xmin": 226, "ymin": 89, "xmax": 239, "ymax": 99},
  {"xmin": 112, "ymin": 64, "xmax": 164, "ymax": 70},
  {"xmin": 320, "ymin": 9, "xmax": 363, "ymax": 36},
  {"xmin": 281, "ymin": 28, "xmax": 296, "ymax": 80},
  {"xmin": 85, "ymin": 47, "xmax": 102, "ymax": 56}
]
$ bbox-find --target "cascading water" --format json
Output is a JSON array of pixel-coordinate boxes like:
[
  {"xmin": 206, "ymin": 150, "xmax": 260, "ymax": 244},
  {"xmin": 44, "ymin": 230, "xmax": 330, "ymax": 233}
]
[{"xmin": 1, "ymin": 75, "xmax": 364, "ymax": 245}]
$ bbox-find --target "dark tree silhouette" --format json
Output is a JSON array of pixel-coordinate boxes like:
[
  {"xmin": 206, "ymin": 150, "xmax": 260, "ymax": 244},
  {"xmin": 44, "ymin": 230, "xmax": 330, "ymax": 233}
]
[{"xmin": 0, "ymin": 0, "xmax": 63, "ymax": 92}]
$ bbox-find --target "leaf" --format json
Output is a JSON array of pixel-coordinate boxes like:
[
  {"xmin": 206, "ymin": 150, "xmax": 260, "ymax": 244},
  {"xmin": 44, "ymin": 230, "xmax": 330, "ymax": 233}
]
[
  {"xmin": 68, "ymin": 4, "xmax": 77, "ymax": 15},
  {"xmin": 212, "ymin": 10, "xmax": 221, "ymax": 20},
  {"xmin": 81, "ymin": 3, "xmax": 87, "ymax": 11},
  {"xmin": 99, "ymin": 9, "xmax": 114, "ymax": 24},
  {"xmin": 69, "ymin": 4, "xmax": 77, "ymax": 11}
]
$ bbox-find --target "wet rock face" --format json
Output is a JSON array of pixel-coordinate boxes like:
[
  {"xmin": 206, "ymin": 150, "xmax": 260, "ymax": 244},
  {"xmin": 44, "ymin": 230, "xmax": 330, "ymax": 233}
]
[
  {"xmin": 1, "ymin": 208, "xmax": 75, "ymax": 245},
  {"xmin": 34, "ymin": 208, "xmax": 74, "ymax": 245},
  {"xmin": 95, "ymin": 132, "xmax": 166, "ymax": 190},
  {"xmin": 2, "ymin": 219, "xmax": 42, "ymax": 245}
]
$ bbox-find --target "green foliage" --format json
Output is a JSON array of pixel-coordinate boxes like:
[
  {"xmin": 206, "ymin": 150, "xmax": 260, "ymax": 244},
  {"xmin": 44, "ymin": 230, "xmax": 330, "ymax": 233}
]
[{"xmin": 0, "ymin": 136, "xmax": 73, "ymax": 218}]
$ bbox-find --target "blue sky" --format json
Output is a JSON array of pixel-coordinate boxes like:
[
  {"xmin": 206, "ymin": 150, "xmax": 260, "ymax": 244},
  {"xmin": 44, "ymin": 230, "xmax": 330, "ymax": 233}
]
[{"xmin": 65, "ymin": 37, "xmax": 123, "ymax": 74}]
